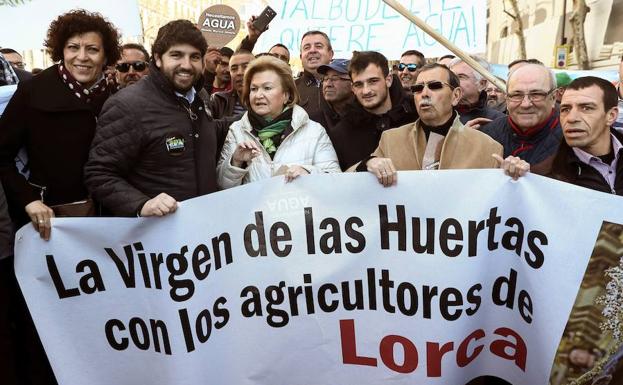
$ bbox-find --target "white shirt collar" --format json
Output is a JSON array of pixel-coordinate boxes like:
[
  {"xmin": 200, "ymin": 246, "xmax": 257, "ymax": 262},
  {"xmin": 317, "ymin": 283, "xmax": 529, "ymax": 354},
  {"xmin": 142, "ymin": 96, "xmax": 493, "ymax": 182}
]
[{"xmin": 175, "ymin": 87, "xmax": 196, "ymax": 104}]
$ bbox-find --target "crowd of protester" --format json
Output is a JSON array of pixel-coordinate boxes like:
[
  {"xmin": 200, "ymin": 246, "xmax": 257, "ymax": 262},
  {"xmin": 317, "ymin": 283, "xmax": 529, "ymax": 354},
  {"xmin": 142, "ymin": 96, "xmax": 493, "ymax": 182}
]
[{"xmin": 0, "ymin": 7, "xmax": 622, "ymax": 385}]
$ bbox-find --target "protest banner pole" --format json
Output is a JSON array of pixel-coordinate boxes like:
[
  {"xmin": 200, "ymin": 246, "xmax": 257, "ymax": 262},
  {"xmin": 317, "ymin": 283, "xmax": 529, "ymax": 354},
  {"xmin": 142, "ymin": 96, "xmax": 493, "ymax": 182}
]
[{"xmin": 382, "ymin": 0, "xmax": 507, "ymax": 92}]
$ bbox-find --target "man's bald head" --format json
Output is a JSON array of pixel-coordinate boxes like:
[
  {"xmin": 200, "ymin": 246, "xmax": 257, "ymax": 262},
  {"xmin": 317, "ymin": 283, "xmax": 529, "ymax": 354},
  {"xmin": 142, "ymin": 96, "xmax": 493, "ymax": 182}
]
[{"xmin": 506, "ymin": 64, "xmax": 556, "ymax": 131}]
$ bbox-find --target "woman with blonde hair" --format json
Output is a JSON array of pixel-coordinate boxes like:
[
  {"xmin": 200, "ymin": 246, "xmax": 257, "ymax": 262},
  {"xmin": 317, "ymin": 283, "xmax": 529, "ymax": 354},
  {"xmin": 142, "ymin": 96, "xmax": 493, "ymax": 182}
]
[{"xmin": 218, "ymin": 55, "xmax": 340, "ymax": 188}]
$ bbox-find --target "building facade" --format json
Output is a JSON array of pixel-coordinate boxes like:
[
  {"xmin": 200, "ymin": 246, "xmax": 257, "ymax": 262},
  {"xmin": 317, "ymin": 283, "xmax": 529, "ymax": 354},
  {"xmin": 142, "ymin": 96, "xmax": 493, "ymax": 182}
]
[{"xmin": 486, "ymin": 0, "xmax": 623, "ymax": 69}]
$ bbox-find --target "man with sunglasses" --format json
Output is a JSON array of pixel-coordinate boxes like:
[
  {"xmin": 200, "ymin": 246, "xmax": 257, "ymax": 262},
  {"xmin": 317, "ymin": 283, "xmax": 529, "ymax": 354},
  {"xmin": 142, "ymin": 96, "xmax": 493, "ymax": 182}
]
[
  {"xmin": 481, "ymin": 64, "xmax": 562, "ymax": 174},
  {"xmin": 398, "ymin": 50, "xmax": 425, "ymax": 92},
  {"xmin": 352, "ymin": 63, "xmax": 522, "ymax": 186},
  {"xmin": 330, "ymin": 51, "xmax": 417, "ymax": 170},
  {"xmin": 310, "ymin": 59, "xmax": 355, "ymax": 131},
  {"xmin": 115, "ymin": 43, "xmax": 150, "ymax": 89}
]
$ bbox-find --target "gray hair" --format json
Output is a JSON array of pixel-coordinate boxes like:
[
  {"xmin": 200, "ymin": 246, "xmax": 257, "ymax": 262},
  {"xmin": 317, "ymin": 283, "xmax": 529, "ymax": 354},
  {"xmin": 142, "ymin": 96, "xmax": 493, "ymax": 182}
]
[{"xmin": 448, "ymin": 55, "xmax": 490, "ymax": 82}]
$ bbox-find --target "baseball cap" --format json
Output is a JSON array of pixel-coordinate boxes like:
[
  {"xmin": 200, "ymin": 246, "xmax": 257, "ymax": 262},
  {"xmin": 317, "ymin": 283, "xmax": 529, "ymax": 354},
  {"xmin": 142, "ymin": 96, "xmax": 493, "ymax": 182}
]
[{"xmin": 317, "ymin": 59, "xmax": 350, "ymax": 75}]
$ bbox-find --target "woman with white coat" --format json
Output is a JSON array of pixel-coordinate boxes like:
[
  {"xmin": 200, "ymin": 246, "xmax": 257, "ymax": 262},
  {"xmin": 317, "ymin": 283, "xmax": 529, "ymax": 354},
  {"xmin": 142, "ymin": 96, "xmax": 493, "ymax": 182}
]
[{"xmin": 217, "ymin": 55, "xmax": 340, "ymax": 189}]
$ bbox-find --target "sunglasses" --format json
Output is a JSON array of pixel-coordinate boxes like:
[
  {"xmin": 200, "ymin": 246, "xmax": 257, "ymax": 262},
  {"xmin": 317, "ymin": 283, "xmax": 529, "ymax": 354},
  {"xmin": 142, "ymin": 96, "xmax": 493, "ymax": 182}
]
[
  {"xmin": 410, "ymin": 80, "xmax": 453, "ymax": 94},
  {"xmin": 115, "ymin": 61, "xmax": 147, "ymax": 73},
  {"xmin": 398, "ymin": 63, "xmax": 418, "ymax": 72}
]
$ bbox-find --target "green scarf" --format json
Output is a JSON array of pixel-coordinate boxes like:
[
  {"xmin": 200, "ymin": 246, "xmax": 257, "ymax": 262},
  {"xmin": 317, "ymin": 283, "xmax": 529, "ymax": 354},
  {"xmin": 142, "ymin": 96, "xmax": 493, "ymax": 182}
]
[{"xmin": 249, "ymin": 108, "xmax": 293, "ymax": 157}]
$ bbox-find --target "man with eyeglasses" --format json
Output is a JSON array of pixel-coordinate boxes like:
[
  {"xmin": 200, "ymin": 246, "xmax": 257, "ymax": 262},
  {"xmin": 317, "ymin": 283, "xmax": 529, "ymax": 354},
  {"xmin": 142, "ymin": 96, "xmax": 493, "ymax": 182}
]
[
  {"xmin": 0, "ymin": 48, "xmax": 25, "ymax": 71},
  {"xmin": 481, "ymin": 64, "xmax": 562, "ymax": 174},
  {"xmin": 352, "ymin": 63, "xmax": 520, "ymax": 186},
  {"xmin": 448, "ymin": 56, "xmax": 504, "ymax": 126},
  {"xmin": 115, "ymin": 43, "xmax": 150, "ymax": 89},
  {"xmin": 398, "ymin": 49, "xmax": 425, "ymax": 92},
  {"xmin": 330, "ymin": 51, "xmax": 417, "ymax": 170},
  {"xmin": 485, "ymin": 79, "xmax": 507, "ymax": 113},
  {"xmin": 0, "ymin": 48, "xmax": 31, "ymax": 81},
  {"xmin": 310, "ymin": 59, "xmax": 354, "ymax": 131},
  {"xmin": 269, "ymin": 44, "xmax": 290, "ymax": 64}
]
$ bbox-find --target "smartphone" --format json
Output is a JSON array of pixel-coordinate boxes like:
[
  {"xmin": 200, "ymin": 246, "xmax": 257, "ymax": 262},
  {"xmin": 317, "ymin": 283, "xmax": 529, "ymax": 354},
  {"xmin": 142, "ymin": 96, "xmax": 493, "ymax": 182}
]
[{"xmin": 252, "ymin": 6, "xmax": 277, "ymax": 32}]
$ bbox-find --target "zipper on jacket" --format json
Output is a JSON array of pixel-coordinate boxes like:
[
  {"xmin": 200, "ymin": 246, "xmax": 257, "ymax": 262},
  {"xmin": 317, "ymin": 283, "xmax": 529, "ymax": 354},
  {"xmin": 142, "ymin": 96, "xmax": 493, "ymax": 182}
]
[
  {"xmin": 181, "ymin": 105, "xmax": 198, "ymax": 121},
  {"xmin": 178, "ymin": 97, "xmax": 198, "ymax": 122},
  {"xmin": 28, "ymin": 181, "xmax": 47, "ymax": 203}
]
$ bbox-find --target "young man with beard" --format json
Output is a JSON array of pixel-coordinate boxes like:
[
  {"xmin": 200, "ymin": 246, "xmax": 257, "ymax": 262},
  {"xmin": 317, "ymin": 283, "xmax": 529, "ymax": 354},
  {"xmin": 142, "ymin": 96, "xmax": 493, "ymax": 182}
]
[
  {"xmin": 353, "ymin": 63, "xmax": 526, "ymax": 186},
  {"xmin": 85, "ymin": 20, "xmax": 230, "ymax": 217},
  {"xmin": 210, "ymin": 49, "xmax": 255, "ymax": 119},
  {"xmin": 330, "ymin": 51, "xmax": 418, "ymax": 170},
  {"xmin": 115, "ymin": 43, "xmax": 150, "ymax": 89}
]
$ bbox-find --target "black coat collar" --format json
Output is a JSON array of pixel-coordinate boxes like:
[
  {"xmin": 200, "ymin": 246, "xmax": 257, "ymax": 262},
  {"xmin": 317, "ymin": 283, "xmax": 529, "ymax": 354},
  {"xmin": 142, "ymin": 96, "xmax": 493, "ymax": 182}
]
[{"xmin": 30, "ymin": 64, "xmax": 98, "ymax": 113}]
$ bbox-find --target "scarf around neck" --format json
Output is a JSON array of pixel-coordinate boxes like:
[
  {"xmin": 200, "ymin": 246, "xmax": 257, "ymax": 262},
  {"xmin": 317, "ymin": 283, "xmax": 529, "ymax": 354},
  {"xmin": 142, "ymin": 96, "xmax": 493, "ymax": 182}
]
[
  {"xmin": 248, "ymin": 108, "xmax": 293, "ymax": 157},
  {"xmin": 420, "ymin": 110, "xmax": 457, "ymax": 141},
  {"xmin": 58, "ymin": 63, "xmax": 107, "ymax": 103}
]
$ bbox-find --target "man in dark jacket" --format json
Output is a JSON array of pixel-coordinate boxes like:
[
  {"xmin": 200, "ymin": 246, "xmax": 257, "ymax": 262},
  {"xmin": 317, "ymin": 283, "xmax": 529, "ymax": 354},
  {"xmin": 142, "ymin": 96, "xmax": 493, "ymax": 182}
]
[
  {"xmin": 309, "ymin": 58, "xmax": 354, "ymax": 131},
  {"xmin": 85, "ymin": 20, "xmax": 229, "ymax": 217},
  {"xmin": 330, "ymin": 51, "xmax": 418, "ymax": 170},
  {"xmin": 548, "ymin": 76, "xmax": 622, "ymax": 384},
  {"xmin": 211, "ymin": 46, "xmax": 233, "ymax": 93},
  {"xmin": 296, "ymin": 30, "xmax": 333, "ymax": 119},
  {"xmin": 448, "ymin": 56, "xmax": 504, "ymax": 125},
  {"xmin": 209, "ymin": 49, "xmax": 254, "ymax": 119},
  {"xmin": 486, "ymin": 79, "xmax": 507, "ymax": 114},
  {"xmin": 549, "ymin": 76, "xmax": 622, "ymax": 195},
  {"xmin": 481, "ymin": 64, "xmax": 562, "ymax": 174}
]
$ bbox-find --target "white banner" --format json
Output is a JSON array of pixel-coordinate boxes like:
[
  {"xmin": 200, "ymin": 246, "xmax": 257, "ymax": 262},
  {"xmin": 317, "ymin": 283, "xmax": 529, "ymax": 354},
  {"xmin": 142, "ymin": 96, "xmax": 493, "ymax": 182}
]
[
  {"xmin": 15, "ymin": 171, "xmax": 623, "ymax": 384},
  {"xmin": 254, "ymin": 0, "xmax": 487, "ymax": 59}
]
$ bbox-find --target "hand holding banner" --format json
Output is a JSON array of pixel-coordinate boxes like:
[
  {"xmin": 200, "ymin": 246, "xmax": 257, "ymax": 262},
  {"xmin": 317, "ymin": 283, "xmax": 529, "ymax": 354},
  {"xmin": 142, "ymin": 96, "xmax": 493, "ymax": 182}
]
[{"xmin": 15, "ymin": 171, "xmax": 623, "ymax": 384}]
